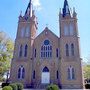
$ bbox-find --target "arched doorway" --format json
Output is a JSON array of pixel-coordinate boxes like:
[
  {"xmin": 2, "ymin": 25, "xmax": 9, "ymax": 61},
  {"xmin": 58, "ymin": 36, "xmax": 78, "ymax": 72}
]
[{"xmin": 41, "ymin": 67, "xmax": 50, "ymax": 84}]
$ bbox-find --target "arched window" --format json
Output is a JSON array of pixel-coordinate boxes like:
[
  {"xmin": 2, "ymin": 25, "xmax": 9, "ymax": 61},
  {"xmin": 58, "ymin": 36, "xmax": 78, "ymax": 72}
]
[
  {"xmin": 71, "ymin": 44, "xmax": 74, "ymax": 56},
  {"xmin": 65, "ymin": 44, "xmax": 69, "ymax": 56},
  {"xmin": 68, "ymin": 68, "xmax": 70, "ymax": 79},
  {"xmin": 19, "ymin": 45, "xmax": 23, "ymax": 57},
  {"xmin": 67, "ymin": 66, "xmax": 75, "ymax": 80},
  {"xmin": 22, "ymin": 68, "xmax": 25, "ymax": 79},
  {"xmin": 41, "ymin": 40, "xmax": 52, "ymax": 58},
  {"xmin": 18, "ymin": 68, "xmax": 21, "ymax": 79},
  {"xmin": 24, "ymin": 45, "xmax": 28, "ymax": 57},
  {"xmin": 33, "ymin": 70, "xmax": 35, "ymax": 79},
  {"xmin": 72, "ymin": 68, "xmax": 75, "ymax": 79},
  {"xmin": 18, "ymin": 66, "xmax": 25, "ymax": 79},
  {"xmin": 43, "ymin": 67, "xmax": 49, "ymax": 72}
]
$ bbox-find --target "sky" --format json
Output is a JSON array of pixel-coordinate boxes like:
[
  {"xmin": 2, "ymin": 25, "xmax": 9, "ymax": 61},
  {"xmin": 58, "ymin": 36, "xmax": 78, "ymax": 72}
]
[{"xmin": 0, "ymin": 0, "xmax": 90, "ymax": 62}]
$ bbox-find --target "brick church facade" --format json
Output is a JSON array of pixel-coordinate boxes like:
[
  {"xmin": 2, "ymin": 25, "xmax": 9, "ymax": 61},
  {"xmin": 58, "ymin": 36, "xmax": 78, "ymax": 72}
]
[{"xmin": 10, "ymin": 0, "xmax": 84, "ymax": 89}]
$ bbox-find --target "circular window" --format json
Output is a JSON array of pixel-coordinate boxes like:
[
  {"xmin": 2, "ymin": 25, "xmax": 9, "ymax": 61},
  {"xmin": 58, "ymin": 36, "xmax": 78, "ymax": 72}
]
[{"xmin": 44, "ymin": 40, "xmax": 50, "ymax": 45}]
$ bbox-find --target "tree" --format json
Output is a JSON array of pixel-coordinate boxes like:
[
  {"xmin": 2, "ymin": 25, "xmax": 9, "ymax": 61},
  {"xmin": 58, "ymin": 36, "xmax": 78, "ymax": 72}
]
[
  {"xmin": 83, "ymin": 64, "xmax": 90, "ymax": 79},
  {"xmin": 0, "ymin": 31, "xmax": 14, "ymax": 81}
]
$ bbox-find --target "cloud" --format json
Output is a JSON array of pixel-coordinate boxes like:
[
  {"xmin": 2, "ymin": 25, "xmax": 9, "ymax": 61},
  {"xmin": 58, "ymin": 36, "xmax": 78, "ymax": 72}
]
[{"xmin": 32, "ymin": 0, "xmax": 42, "ymax": 11}]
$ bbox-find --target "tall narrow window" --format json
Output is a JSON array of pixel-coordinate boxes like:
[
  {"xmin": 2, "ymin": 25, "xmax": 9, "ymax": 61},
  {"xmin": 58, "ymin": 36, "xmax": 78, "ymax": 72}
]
[
  {"xmin": 71, "ymin": 44, "xmax": 74, "ymax": 56},
  {"xmin": 67, "ymin": 66, "xmax": 75, "ymax": 80},
  {"xmin": 68, "ymin": 68, "xmax": 70, "ymax": 79},
  {"xmin": 56, "ymin": 48, "xmax": 59, "ymax": 58},
  {"xmin": 34, "ymin": 49, "xmax": 36, "ymax": 58},
  {"xmin": 19, "ymin": 45, "xmax": 23, "ymax": 57},
  {"xmin": 18, "ymin": 68, "xmax": 21, "ymax": 79},
  {"xmin": 57, "ymin": 71, "xmax": 59, "ymax": 79},
  {"xmin": 72, "ymin": 68, "xmax": 75, "ymax": 79},
  {"xmin": 22, "ymin": 68, "xmax": 25, "ymax": 79},
  {"xmin": 18, "ymin": 66, "xmax": 25, "ymax": 79},
  {"xmin": 24, "ymin": 45, "xmax": 28, "ymax": 57},
  {"xmin": 33, "ymin": 70, "xmax": 35, "ymax": 79},
  {"xmin": 41, "ymin": 40, "xmax": 52, "ymax": 58},
  {"xmin": 66, "ymin": 44, "xmax": 69, "ymax": 56}
]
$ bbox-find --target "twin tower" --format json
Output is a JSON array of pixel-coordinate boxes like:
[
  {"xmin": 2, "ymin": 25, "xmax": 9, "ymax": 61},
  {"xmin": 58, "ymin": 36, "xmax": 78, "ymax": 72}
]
[{"xmin": 10, "ymin": 0, "xmax": 84, "ymax": 89}]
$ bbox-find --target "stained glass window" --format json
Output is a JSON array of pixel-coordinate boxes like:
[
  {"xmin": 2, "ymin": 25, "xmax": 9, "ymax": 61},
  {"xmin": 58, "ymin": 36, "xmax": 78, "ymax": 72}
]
[
  {"xmin": 44, "ymin": 40, "xmax": 50, "ymax": 45},
  {"xmin": 41, "ymin": 40, "xmax": 52, "ymax": 58}
]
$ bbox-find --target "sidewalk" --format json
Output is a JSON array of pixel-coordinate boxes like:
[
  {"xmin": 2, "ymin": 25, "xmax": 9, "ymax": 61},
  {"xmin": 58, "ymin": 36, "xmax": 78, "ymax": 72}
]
[{"xmin": 24, "ymin": 89, "xmax": 45, "ymax": 90}]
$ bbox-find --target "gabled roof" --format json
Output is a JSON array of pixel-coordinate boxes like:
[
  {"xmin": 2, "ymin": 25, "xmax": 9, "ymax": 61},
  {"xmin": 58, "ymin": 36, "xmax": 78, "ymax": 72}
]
[{"xmin": 35, "ymin": 27, "xmax": 59, "ymax": 40}]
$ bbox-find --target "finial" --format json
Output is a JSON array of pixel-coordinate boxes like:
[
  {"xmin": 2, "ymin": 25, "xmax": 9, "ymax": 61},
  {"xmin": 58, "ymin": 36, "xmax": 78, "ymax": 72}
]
[
  {"xmin": 20, "ymin": 11, "xmax": 22, "ymax": 16},
  {"xmin": 59, "ymin": 8, "xmax": 62, "ymax": 19},
  {"xmin": 70, "ymin": 8, "xmax": 72, "ymax": 16},
  {"xmin": 73, "ymin": 7, "xmax": 75, "ymax": 13},
  {"xmin": 59, "ymin": 8, "xmax": 62, "ymax": 15},
  {"xmin": 73, "ymin": 7, "xmax": 77, "ymax": 17},
  {"xmin": 32, "ymin": 10, "xmax": 35, "ymax": 15}
]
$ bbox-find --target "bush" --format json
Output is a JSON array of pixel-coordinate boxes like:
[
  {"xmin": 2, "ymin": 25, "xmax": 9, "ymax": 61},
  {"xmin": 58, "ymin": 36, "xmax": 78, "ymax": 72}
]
[
  {"xmin": 9, "ymin": 83, "xmax": 17, "ymax": 90},
  {"xmin": 15, "ymin": 83, "xmax": 23, "ymax": 90},
  {"xmin": 2, "ymin": 83, "xmax": 10, "ymax": 88},
  {"xmin": 46, "ymin": 84, "xmax": 59, "ymax": 90},
  {"xmin": 2, "ymin": 86, "xmax": 13, "ymax": 90},
  {"xmin": 85, "ymin": 83, "xmax": 90, "ymax": 89}
]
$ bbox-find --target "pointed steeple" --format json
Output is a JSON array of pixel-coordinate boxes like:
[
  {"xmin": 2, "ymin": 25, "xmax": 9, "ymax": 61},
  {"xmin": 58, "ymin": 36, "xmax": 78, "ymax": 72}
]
[
  {"xmin": 63, "ymin": 0, "xmax": 71, "ymax": 17},
  {"xmin": 25, "ymin": 0, "xmax": 32, "ymax": 17}
]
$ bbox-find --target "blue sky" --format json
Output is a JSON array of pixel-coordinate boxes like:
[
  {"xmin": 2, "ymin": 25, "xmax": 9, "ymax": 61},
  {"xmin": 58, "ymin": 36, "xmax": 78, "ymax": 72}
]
[{"xmin": 0, "ymin": 0, "xmax": 90, "ymax": 62}]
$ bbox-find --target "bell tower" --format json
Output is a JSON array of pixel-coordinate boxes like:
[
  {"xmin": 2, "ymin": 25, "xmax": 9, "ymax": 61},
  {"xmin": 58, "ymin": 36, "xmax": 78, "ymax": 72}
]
[
  {"xmin": 17, "ymin": 0, "xmax": 37, "ymax": 40},
  {"xmin": 59, "ymin": 0, "xmax": 78, "ymax": 38},
  {"xmin": 13, "ymin": 0, "xmax": 38, "ymax": 59},
  {"xmin": 10, "ymin": 0, "xmax": 38, "ymax": 86},
  {"xmin": 59, "ymin": 0, "xmax": 83, "ymax": 89}
]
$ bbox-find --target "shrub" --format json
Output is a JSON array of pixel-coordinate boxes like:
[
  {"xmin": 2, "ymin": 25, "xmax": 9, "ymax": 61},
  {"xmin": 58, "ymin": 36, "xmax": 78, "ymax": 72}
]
[
  {"xmin": 2, "ymin": 83, "xmax": 10, "ymax": 88},
  {"xmin": 46, "ymin": 84, "xmax": 59, "ymax": 90},
  {"xmin": 85, "ymin": 83, "xmax": 90, "ymax": 89},
  {"xmin": 2, "ymin": 86, "xmax": 13, "ymax": 90},
  {"xmin": 15, "ymin": 83, "xmax": 23, "ymax": 90},
  {"xmin": 9, "ymin": 83, "xmax": 17, "ymax": 90}
]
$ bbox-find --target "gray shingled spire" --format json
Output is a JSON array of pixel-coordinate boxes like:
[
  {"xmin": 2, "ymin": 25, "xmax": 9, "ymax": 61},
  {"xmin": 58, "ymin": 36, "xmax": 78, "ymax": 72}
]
[
  {"xmin": 25, "ymin": 0, "xmax": 32, "ymax": 17},
  {"xmin": 63, "ymin": 0, "xmax": 70, "ymax": 17}
]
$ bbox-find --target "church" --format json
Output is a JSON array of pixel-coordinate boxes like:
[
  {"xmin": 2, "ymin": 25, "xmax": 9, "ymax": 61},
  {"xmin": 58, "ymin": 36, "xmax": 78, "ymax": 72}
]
[{"xmin": 10, "ymin": 0, "xmax": 84, "ymax": 89}]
